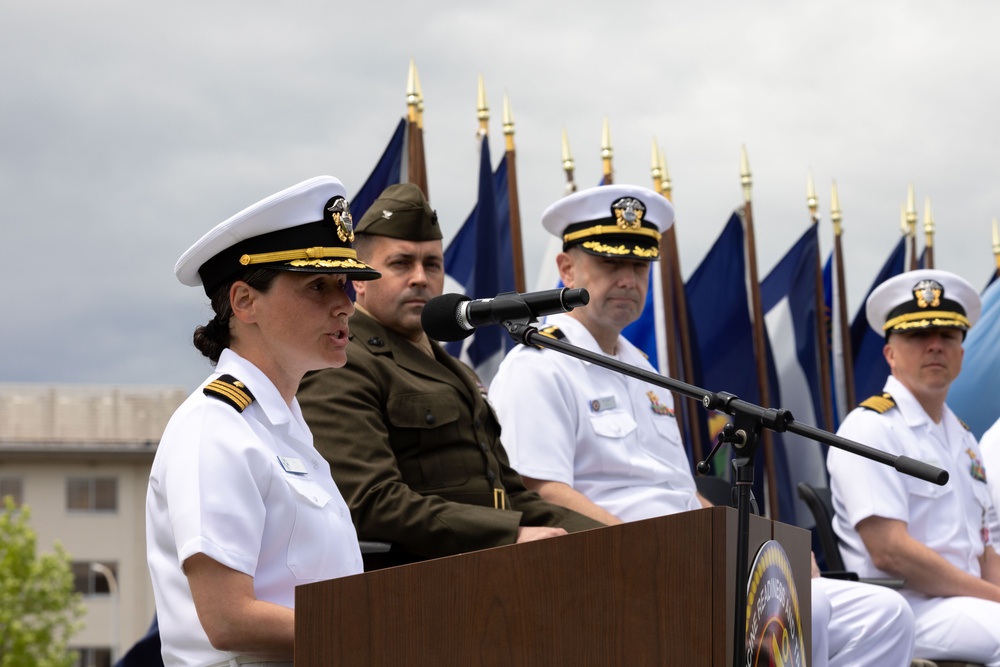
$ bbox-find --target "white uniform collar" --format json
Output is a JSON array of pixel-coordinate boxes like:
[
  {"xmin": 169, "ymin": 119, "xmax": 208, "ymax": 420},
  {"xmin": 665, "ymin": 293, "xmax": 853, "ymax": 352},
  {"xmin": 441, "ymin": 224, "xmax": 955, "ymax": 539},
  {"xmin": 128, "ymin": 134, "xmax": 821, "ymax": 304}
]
[
  {"xmin": 883, "ymin": 374, "xmax": 949, "ymax": 430},
  {"xmin": 215, "ymin": 348, "xmax": 298, "ymax": 429},
  {"xmin": 542, "ymin": 312, "xmax": 639, "ymax": 361}
]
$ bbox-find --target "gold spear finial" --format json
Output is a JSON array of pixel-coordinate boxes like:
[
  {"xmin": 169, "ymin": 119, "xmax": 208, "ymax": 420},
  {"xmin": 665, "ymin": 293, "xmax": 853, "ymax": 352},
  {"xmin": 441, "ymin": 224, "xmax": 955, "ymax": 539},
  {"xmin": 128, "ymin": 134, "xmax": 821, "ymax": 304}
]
[
  {"xmin": 561, "ymin": 128, "xmax": 574, "ymax": 172},
  {"xmin": 659, "ymin": 145, "xmax": 673, "ymax": 202},
  {"xmin": 807, "ymin": 170, "xmax": 819, "ymax": 223},
  {"xmin": 562, "ymin": 128, "xmax": 577, "ymax": 194},
  {"xmin": 650, "ymin": 137, "xmax": 662, "ymax": 193},
  {"xmin": 502, "ymin": 91, "xmax": 514, "ymax": 152},
  {"xmin": 900, "ymin": 203, "xmax": 909, "ymax": 236},
  {"xmin": 413, "ymin": 62, "xmax": 425, "ymax": 128},
  {"xmin": 740, "ymin": 145, "xmax": 752, "ymax": 204},
  {"xmin": 601, "ymin": 116, "xmax": 613, "ymax": 182},
  {"xmin": 477, "ymin": 74, "xmax": 489, "ymax": 136},
  {"xmin": 905, "ymin": 184, "xmax": 917, "ymax": 235},
  {"xmin": 406, "ymin": 59, "xmax": 419, "ymax": 123},
  {"xmin": 831, "ymin": 180, "xmax": 843, "ymax": 237},
  {"xmin": 923, "ymin": 197, "xmax": 935, "ymax": 247}
]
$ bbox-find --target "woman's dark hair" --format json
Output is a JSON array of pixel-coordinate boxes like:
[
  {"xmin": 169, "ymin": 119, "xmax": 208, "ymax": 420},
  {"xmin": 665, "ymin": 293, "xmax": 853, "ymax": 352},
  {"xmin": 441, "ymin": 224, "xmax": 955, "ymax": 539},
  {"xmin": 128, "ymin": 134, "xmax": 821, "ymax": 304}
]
[{"xmin": 193, "ymin": 268, "xmax": 281, "ymax": 363}]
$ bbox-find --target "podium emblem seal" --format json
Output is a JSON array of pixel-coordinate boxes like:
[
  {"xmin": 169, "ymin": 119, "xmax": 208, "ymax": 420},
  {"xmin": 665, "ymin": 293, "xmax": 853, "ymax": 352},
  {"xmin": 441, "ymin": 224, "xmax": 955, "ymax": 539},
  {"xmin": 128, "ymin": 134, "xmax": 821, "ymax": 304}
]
[{"xmin": 745, "ymin": 540, "xmax": 806, "ymax": 667}]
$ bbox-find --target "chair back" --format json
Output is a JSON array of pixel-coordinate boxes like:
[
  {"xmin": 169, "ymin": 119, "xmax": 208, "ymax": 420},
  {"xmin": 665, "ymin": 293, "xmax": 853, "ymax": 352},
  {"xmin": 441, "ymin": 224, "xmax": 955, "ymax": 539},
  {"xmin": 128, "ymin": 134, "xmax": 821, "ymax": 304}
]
[{"xmin": 796, "ymin": 482, "xmax": 845, "ymax": 571}]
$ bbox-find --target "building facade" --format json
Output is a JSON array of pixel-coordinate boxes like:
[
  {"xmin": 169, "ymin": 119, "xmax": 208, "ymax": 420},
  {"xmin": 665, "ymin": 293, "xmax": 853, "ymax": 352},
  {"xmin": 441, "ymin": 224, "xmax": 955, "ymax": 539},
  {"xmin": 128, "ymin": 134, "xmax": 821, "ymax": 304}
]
[{"xmin": 0, "ymin": 383, "xmax": 186, "ymax": 667}]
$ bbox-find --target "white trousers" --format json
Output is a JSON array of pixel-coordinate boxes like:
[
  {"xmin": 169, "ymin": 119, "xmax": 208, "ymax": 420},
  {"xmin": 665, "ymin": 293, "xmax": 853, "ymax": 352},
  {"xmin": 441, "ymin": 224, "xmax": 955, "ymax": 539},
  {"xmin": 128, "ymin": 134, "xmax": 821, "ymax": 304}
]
[
  {"xmin": 812, "ymin": 577, "xmax": 915, "ymax": 667},
  {"xmin": 907, "ymin": 594, "xmax": 1000, "ymax": 666}
]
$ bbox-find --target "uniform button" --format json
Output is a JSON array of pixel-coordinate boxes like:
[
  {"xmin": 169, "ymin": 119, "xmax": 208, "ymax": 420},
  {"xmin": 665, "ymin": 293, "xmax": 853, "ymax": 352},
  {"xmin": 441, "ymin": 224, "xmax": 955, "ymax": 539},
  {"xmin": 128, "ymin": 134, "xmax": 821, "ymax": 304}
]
[
  {"xmin": 425, "ymin": 411, "xmax": 436, "ymax": 425},
  {"xmin": 367, "ymin": 336, "xmax": 384, "ymax": 347},
  {"xmin": 479, "ymin": 441, "xmax": 489, "ymax": 453},
  {"xmin": 487, "ymin": 470, "xmax": 496, "ymax": 482},
  {"xmin": 474, "ymin": 418, "xmax": 481, "ymax": 429}
]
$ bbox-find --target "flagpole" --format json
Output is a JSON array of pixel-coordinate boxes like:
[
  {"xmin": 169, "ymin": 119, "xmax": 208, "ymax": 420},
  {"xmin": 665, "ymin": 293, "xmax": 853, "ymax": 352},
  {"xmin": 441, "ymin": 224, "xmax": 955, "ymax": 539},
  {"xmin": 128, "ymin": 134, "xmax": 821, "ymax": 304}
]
[
  {"xmin": 414, "ymin": 64, "xmax": 429, "ymax": 198},
  {"xmin": 830, "ymin": 182, "xmax": 857, "ymax": 410},
  {"xmin": 923, "ymin": 198, "xmax": 935, "ymax": 269},
  {"xmin": 503, "ymin": 92, "xmax": 526, "ymax": 294},
  {"xmin": 406, "ymin": 59, "xmax": 428, "ymax": 197},
  {"xmin": 654, "ymin": 142, "xmax": 705, "ymax": 464},
  {"xmin": 561, "ymin": 129, "xmax": 578, "ymax": 195},
  {"xmin": 651, "ymin": 139, "xmax": 679, "ymax": 385},
  {"xmin": 906, "ymin": 185, "xmax": 918, "ymax": 270},
  {"xmin": 807, "ymin": 173, "xmax": 835, "ymax": 432},
  {"xmin": 601, "ymin": 117, "xmax": 613, "ymax": 185},
  {"xmin": 740, "ymin": 146, "xmax": 780, "ymax": 520}
]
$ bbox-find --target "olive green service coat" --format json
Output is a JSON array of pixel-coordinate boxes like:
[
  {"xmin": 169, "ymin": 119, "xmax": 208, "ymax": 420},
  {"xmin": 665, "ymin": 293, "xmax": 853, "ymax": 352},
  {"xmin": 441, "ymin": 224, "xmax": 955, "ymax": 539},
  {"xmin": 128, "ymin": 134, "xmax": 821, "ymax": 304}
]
[{"xmin": 298, "ymin": 310, "xmax": 602, "ymax": 564}]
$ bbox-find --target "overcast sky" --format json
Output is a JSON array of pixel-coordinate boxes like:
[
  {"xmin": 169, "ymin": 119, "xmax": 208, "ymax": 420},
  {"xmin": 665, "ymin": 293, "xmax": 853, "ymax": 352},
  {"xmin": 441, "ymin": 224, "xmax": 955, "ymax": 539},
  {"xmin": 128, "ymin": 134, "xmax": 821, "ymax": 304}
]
[{"xmin": 3, "ymin": 0, "xmax": 998, "ymax": 392}]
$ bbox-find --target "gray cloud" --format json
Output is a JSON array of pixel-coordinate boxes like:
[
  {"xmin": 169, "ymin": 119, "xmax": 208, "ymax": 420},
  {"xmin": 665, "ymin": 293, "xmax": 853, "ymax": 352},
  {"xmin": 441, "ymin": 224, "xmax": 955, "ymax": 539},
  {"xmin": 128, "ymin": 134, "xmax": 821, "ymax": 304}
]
[{"xmin": 3, "ymin": 0, "xmax": 998, "ymax": 390}]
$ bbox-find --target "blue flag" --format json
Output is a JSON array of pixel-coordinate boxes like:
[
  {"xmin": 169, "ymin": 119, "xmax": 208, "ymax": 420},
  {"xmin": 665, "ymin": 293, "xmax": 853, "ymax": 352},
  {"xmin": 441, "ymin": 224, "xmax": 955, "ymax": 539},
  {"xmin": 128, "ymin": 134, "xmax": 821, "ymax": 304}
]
[
  {"xmin": 948, "ymin": 278, "xmax": 1000, "ymax": 438},
  {"xmin": 684, "ymin": 213, "xmax": 762, "ymax": 486},
  {"xmin": 761, "ymin": 226, "xmax": 827, "ymax": 527},
  {"xmin": 350, "ymin": 118, "xmax": 406, "ymax": 223},
  {"xmin": 685, "ymin": 213, "xmax": 759, "ymax": 405},
  {"xmin": 442, "ymin": 136, "xmax": 512, "ymax": 382},
  {"xmin": 850, "ymin": 237, "xmax": 906, "ymax": 402}
]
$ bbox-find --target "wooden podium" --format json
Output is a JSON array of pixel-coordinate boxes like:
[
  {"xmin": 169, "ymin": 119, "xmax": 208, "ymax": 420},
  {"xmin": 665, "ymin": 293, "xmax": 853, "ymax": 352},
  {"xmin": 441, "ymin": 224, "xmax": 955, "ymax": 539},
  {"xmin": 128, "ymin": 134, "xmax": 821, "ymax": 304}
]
[{"xmin": 295, "ymin": 507, "xmax": 811, "ymax": 666}]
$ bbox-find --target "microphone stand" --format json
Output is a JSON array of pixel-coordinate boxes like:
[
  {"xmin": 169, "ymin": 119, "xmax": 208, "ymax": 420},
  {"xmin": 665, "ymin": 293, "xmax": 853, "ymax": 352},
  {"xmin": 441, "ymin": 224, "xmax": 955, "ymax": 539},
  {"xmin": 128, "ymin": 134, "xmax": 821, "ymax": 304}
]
[{"xmin": 500, "ymin": 319, "xmax": 947, "ymax": 667}]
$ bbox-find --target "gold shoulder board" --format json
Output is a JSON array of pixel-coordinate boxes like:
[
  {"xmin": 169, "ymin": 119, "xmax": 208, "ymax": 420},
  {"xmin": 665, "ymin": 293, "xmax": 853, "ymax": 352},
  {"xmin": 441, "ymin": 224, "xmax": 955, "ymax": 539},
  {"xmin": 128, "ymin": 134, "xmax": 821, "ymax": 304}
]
[
  {"xmin": 859, "ymin": 393, "xmax": 896, "ymax": 414},
  {"xmin": 203, "ymin": 374, "xmax": 255, "ymax": 412},
  {"xmin": 537, "ymin": 325, "xmax": 566, "ymax": 341}
]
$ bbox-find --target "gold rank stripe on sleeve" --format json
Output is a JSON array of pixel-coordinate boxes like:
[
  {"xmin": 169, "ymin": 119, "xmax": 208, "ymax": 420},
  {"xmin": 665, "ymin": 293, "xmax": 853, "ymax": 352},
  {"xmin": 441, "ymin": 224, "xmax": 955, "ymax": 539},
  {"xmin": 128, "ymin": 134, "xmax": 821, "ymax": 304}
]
[
  {"xmin": 859, "ymin": 393, "xmax": 896, "ymax": 414},
  {"xmin": 203, "ymin": 375, "xmax": 255, "ymax": 412}
]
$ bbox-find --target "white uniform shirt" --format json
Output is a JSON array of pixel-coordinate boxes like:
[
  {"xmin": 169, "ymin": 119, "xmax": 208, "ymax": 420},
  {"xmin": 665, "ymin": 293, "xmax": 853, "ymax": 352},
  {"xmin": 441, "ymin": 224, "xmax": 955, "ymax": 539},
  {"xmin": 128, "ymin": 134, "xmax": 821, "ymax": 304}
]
[
  {"xmin": 979, "ymin": 417, "xmax": 1000, "ymax": 537},
  {"xmin": 146, "ymin": 348, "xmax": 362, "ymax": 667},
  {"xmin": 489, "ymin": 313, "xmax": 700, "ymax": 522},
  {"xmin": 828, "ymin": 375, "xmax": 993, "ymax": 582}
]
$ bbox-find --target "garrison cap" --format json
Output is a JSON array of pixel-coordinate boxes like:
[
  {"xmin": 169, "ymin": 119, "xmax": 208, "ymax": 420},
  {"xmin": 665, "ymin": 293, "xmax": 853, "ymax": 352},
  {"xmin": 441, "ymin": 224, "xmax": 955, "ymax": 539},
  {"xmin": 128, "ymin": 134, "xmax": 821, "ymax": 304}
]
[
  {"xmin": 542, "ymin": 184, "xmax": 674, "ymax": 261},
  {"xmin": 355, "ymin": 183, "xmax": 442, "ymax": 241},
  {"xmin": 175, "ymin": 176, "xmax": 380, "ymax": 295},
  {"xmin": 866, "ymin": 269, "xmax": 981, "ymax": 337}
]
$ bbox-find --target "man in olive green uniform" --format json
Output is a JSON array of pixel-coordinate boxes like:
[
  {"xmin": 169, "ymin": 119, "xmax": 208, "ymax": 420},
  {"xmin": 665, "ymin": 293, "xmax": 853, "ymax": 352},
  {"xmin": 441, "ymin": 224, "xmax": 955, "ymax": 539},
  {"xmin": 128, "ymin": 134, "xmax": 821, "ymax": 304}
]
[{"xmin": 298, "ymin": 184, "xmax": 602, "ymax": 567}]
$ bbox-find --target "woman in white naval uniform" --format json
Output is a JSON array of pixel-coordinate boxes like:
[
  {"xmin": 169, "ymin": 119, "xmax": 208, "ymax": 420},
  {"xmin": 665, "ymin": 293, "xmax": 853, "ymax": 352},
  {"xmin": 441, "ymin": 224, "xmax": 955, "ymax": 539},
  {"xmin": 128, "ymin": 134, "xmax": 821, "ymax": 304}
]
[{"xmin": 146, "ymin": 176, "xmax": 381, "ymax": 667}]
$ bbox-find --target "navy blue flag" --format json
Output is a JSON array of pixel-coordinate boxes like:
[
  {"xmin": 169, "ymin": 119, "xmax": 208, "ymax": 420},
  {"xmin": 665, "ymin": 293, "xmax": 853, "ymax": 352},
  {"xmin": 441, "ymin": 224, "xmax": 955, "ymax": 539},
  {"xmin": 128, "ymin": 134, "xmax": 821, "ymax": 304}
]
[
  {"xmin": 948, "ymin": 277, "xmax": 1000, "ymax": 438},
  {"xmin": 350, "ymin": 118, "xmax": 406, "ymax": 223},
  {"xmin": 761, "ymin": 226, "xmax": 826, "ymax": 527},
  {"xmin": 442, "ymin": 135, "xmax": 512, "ymax": 382},
  {"xmin": 685, "ymin": 213, "xmax": 759, "ymax": 404},
  {"xmin": 850, "ymin": 237, "xmax": 906, "ymax": 402},
  {"xmin": 684, "ymin": 213, "xmax": 762, "ymax": 482}
]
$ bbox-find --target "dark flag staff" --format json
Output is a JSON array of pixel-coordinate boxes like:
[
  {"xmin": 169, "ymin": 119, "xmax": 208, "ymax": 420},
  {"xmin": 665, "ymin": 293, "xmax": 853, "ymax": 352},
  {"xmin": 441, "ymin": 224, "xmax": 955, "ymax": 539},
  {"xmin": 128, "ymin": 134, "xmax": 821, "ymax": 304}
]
[{"xmin": 423, "ymin": 285, "xmax": 949, "ymax": 667}]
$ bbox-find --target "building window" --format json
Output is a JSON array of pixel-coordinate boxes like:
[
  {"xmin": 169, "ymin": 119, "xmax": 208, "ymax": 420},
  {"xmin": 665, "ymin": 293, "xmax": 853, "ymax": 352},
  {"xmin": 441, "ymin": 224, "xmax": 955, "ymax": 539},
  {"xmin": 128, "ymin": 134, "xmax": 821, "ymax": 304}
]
[
  {"xmin": 0, "ymin": 476, "xmax": 23, "ymax": 507},
  {"xmin": 71, "ymin": 562, "xmax": 118, "ymax": 596},
  {"xmin": 72, "ymin": 647, "xmax": 111, "ymax": 667},
  {"xmin": 66, "ymin": 477, "xmax": 117, "ymax": 512}
]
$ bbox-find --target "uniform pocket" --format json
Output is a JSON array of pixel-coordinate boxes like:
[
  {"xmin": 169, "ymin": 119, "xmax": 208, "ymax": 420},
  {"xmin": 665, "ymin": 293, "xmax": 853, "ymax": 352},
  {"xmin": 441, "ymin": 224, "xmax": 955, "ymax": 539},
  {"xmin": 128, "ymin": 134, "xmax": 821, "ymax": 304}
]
[
  {"xmin": 387, "ymin": 392, "xmax": 469, "ymax": 489},
  {"xmin": 589, "ymin": 411, "xmax": 638, "ymax": 439},
  {"xmin": 282, "ymin": 475, "xmax": 341, "ymax": 580}
]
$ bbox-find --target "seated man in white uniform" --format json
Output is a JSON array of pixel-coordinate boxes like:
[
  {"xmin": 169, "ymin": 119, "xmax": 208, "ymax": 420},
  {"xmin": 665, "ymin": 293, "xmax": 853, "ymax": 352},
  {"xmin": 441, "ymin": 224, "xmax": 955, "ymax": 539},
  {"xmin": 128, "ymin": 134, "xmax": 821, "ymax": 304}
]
[
  {"xmin": 489, "ymin": 184, "xmax": 915, "ymax": 667},
  {"xmin": 980, "ymin": 416, "xmax": 1000, "ymax": 532},
  {"xmin": 829, "ymin": 269, "xmax": 1000, "ymax": 666}
]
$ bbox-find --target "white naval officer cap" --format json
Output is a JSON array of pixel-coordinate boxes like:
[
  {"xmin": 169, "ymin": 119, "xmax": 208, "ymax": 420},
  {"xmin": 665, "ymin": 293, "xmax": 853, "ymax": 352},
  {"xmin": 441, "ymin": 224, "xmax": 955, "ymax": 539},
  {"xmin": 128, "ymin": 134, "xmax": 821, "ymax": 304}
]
[
  {"xmin": 866, "ymin": 268, "xmax": 981, "ymax": 337},
  {"xmin": 175, "ymin": 175, "xmax": 380, "ymax": 296},
  {"xmin": 541, "ymin": 184, "xmax": 674, "ymax": 261}
]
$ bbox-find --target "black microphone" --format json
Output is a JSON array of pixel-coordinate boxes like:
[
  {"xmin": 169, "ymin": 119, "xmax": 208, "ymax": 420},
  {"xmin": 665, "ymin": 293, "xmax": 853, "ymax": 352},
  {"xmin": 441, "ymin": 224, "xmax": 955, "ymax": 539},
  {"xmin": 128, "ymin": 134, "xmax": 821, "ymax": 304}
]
[{"xmin": 421, "ymin": 288, "xmax": 590, "ymax": 342}]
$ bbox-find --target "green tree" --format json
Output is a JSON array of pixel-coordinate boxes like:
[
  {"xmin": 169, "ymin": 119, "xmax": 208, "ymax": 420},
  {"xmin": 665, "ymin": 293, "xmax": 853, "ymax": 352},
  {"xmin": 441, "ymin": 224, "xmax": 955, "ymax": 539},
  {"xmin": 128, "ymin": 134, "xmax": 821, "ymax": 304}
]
[{"xmin": 0, "ymin": 496, "xmax": 84, "ymax": 667}]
